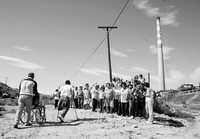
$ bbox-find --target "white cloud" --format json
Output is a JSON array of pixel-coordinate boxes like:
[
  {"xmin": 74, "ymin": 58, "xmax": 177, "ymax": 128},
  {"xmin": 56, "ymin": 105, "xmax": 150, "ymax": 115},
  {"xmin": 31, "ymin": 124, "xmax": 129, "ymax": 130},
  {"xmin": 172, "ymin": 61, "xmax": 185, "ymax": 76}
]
[
  {"xmin": 149, "ymin": 45, "xmax": 174, "ymax": 60},
  {"xmin": 131, "ymin": 67, "xmax": 150, "ymax": 73},
  {"xmin": 126, "ymin": 48, "xmax": 136, "ymax": 52},
  {"xmin": 111, "ymin": 48, "xmax": 128, "ymax": 58},
  {"xmin": 0, "ymin": 56, "xmax": 44, "ymax": 70},
  {"xmin": 133, "ymin": 0, "xmax": 178, "ymax": 26},
  {"xmin": 150, "ymin": 69, "xmax": 185, "ymax": 90},
  {"xmin": 13, "ymin": 46, "xmax": 32, "ymax": 51},
  {"xmin": 190, "ymin": 67, "xmax": 200, "ymax": 84},
  {"xmin": 80, "ymin": 67, "xmax": 130, "ymax": 79},
  {"xmin": 161, "ymin": 11, "xmax": 179, "ymax": 26},
  {"xmin": 80, "ymin": 68, "xmax": 107, "ymax": 77}
]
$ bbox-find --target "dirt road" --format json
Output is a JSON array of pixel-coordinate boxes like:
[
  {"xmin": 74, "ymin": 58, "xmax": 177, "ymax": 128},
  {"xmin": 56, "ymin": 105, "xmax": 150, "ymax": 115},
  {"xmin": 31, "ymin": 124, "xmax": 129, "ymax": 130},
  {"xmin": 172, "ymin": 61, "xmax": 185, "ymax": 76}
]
[{"xmin": 1, "ymin": 105, "xmax": 200, "ymax": 139}]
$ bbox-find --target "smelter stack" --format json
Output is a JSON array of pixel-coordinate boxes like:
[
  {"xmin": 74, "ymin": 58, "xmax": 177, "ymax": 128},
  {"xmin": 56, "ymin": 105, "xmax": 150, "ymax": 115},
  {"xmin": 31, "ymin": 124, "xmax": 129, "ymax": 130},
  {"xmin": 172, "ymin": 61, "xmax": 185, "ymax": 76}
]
[{"xmin": 156, "ymin": 17, "xmax": 166, "ymax": 91}]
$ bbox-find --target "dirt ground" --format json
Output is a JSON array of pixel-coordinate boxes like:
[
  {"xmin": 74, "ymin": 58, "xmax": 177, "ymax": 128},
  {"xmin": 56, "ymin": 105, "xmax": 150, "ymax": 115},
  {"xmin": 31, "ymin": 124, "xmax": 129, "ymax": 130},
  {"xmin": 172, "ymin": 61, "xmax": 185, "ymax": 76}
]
[{"xmin": 1, "ymin": 105, "xmax": 200, "ymax": 139}]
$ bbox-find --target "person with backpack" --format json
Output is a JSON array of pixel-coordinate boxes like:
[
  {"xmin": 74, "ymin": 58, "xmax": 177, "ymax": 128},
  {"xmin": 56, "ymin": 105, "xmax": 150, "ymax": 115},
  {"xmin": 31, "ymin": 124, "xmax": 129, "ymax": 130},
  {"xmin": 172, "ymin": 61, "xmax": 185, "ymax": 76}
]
[{"xmin": 14, "ymin": 72, "xmax": 38, "ymax": 128}]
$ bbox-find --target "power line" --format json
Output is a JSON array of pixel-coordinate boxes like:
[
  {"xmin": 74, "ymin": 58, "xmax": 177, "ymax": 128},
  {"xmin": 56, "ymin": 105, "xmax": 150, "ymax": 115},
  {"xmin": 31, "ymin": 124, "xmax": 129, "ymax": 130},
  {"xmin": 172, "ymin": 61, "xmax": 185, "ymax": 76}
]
[
  {"xmin": 70, "ymin": 0, "xmax": 132, "ymax": 79},
  {"xmin": 70, "ymin": 38, "xmax": 106, "ymax": 79}
]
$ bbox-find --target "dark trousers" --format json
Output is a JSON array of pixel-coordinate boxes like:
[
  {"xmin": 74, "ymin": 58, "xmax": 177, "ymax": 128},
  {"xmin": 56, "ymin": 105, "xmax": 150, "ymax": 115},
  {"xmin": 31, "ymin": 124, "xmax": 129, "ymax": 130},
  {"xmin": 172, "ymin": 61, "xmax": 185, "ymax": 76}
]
[
  {"xmin": 92, "ymin": 98, "xmax": 98, "ymax": 112},
  {"xmin": 138, "ymin": 97, "xmax": 145, "ymax": 117},
  {"xmin": 113, "ymin": 99, "xmax": 119, "ymax": 113},
  {"xmin": 58, "ymin": 96, "xmax": 70, "ymax": 118},
  {"xmin": 54, "ymin": 99, "xmax": 59, "ymax": 108},
  {"xmin": 121, "ymin": 102, "xmax": 128, "ymax": 116},
  {"xmin": 128, "ymin": 100, "xmax": 134, "ymax": 116},
  {"xmin": 118, "ymin": 102, "xmax": 122, "ymax": 115},
  {"xmin": 99, "ymin": 99, "xmax": 104, "ymax": 112},
  {"xmin": 133, "ymin": 100, "xmax": 138, "ymax": 117},
  {"xmin": 74, "ymin": 98, "xmax": 78, "ymax": 108}
]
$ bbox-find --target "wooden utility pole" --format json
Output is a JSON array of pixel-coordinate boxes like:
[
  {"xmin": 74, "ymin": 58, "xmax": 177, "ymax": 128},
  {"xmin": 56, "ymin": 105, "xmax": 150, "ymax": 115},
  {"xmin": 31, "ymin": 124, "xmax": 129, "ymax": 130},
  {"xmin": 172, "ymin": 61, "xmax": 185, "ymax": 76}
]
[
  {"xmin": 98, "ymin": 26, "xmax": 118, "ymax": 83},
  {"xmin": 147, "ymin": 72, "xmax": 151, "ymax": 87}
]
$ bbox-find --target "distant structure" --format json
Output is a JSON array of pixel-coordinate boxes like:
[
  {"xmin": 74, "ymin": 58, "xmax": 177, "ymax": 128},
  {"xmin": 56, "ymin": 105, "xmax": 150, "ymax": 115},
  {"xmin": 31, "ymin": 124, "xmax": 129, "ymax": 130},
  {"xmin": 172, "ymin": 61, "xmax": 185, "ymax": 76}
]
[{"xmin": 156, "ymin": 17, "xmax": 166, "ymax": 91}]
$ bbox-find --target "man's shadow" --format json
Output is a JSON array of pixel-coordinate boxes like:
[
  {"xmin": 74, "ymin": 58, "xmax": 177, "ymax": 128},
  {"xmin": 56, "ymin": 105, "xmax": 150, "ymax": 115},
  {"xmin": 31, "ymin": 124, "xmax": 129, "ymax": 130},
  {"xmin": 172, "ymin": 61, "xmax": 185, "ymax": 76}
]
[
  {"xmin": 19, "ymin": 117, "xmax": 106, "ymax": 129},
  {"xmin": 153, "ymin": 116, "xmax": 184, "ymax": 127}
]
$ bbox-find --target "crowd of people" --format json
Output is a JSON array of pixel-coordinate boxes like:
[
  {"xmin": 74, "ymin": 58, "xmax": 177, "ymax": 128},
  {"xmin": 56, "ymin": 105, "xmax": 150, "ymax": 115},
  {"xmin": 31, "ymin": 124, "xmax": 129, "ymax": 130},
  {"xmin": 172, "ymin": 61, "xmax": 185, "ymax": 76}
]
[
  {"xmin": 54, "ymin": 74, "xmax": 154, "ymax": 124},
  {"xmin": 13, "ymin": 72, "xmax": 154, "ymax": 129}
]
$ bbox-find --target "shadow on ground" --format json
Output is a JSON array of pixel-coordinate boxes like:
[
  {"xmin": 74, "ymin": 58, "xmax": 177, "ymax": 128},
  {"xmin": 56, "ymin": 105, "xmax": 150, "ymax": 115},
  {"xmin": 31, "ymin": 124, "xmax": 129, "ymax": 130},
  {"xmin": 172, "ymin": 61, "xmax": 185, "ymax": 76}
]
[
  {"xmin": 18, "ymin": 117, "xmax": 106, "ymax": 129},
  {"xmin": 153, "ymin": 117, "xmax": 184, "ymax": 127}
]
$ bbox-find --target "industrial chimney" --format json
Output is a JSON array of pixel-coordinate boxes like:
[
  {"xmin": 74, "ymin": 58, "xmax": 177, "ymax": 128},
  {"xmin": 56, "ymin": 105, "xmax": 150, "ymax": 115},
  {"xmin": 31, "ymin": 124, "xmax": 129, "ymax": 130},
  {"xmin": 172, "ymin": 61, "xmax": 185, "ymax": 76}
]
[{"xmin": 156, "ymin": 17, "xmax": 166, "ymax": 91}]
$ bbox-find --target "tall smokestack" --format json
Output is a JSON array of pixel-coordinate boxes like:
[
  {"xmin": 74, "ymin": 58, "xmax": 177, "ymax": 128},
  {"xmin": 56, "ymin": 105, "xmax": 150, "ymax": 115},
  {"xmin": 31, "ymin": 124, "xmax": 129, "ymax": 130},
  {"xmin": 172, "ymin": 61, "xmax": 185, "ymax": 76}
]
[{"xmin": 156, "ymin": 17, "xmax": 166, "ymax": 91}]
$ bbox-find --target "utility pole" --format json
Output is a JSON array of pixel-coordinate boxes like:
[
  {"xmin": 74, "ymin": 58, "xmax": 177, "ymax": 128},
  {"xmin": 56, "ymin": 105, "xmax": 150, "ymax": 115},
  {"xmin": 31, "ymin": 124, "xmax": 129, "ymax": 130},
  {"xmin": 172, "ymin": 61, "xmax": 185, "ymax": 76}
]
[
  {"xmin": 156, "ymin": 17, "xmax": 166, "ymax": 91},
  {"xmin": 147, "ymin": 72, "xmax": 151, "ymax": 87},
  {"xmin": 98, "ymin": 26, "xmax": 118, "ymax": 83}
]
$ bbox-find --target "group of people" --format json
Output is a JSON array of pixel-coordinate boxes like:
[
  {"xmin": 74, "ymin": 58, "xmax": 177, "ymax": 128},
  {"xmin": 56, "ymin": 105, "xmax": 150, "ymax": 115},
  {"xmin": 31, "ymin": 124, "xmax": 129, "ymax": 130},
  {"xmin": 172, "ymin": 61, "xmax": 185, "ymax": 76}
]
[
  {"xmin": 13, "ymin": 72, "xmax": 154, "ymax": 129},
  {"xmin": 54, "ymin": 74, "xmax": 154, "ymax": 124}
]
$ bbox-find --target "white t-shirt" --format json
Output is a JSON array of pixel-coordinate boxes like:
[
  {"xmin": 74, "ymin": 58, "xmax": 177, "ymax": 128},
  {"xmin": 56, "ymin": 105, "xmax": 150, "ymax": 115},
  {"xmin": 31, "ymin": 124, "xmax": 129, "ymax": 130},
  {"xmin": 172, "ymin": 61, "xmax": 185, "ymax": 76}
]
[
  {"xmin": 99, "ymin": 90, "xmax": 105, "ymax": 99},
  {"xmin": 83, "ymin": 89, "xmax": 90, "ymax": 99},
  {"xmin": 59, "ymin": 84, "xmax": 73, "ymax": 98},
  {"xmin": 91, "ymin": 88, "xmax": 99, "ymax": 100},
  {"xmin": 120, "ymin": 88, "xmax": 128, "ymax": 103}
]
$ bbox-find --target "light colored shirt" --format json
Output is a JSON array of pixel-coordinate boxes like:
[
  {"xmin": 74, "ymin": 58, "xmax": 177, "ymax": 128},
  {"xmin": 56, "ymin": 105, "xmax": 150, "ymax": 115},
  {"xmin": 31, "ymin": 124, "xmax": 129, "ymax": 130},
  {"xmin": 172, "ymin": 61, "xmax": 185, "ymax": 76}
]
[
  {"xmin": 105, "ymin": 88, "xmax": 113, "ymax": 99},
  {"xmin": 83, "ymin": 89, "xmax": 91, "ymax": 99},
  {"xmin": 91, "ymin": 88, "xmax": 99, "ymax": 100},
  {"xmin": 120, "ymin": 88, "xmax": 128, "ymax": 103},
  {"xmin": 20, "ymin": 79, "xmax": 36, "ymax": 96},
  {"xmin": 59, "ymin": 84, "xmax": 73, "ymax": 98},
  {"xmin": 99, "ymin": 90, "xmax": 105, "ymax": 99}
]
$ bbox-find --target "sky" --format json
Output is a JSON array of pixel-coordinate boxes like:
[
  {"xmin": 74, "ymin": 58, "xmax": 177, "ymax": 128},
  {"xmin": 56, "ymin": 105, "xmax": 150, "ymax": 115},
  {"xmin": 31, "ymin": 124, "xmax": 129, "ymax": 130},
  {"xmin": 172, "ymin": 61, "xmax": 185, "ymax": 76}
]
[{"xmin": 0, "ymin": 0, "xmax": 200, "ymax": 94}]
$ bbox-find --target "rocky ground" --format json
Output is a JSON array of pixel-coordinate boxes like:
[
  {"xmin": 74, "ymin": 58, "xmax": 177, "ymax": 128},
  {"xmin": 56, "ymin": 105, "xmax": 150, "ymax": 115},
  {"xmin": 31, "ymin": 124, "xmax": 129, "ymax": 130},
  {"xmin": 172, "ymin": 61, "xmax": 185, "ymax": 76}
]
[{"xmin": 0, "ymin": 105, "xmax": 200, "ymax": 139}]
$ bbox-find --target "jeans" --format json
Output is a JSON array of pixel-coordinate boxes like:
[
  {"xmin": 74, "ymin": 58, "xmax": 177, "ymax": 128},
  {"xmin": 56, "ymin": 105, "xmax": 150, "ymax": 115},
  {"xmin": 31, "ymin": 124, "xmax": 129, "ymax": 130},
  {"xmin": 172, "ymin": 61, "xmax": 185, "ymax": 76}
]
[{"xmin": 15, "ymin": 95, "xmax": 33, "ymax": 125}]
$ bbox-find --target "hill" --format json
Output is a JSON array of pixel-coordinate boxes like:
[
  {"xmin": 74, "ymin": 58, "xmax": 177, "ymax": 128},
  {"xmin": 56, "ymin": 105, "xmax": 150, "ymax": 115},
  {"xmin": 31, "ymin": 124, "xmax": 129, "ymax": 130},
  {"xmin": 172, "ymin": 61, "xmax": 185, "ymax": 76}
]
[{"xmin": 0, "ymin": 82, "xmax": 18, "ymax": 98}]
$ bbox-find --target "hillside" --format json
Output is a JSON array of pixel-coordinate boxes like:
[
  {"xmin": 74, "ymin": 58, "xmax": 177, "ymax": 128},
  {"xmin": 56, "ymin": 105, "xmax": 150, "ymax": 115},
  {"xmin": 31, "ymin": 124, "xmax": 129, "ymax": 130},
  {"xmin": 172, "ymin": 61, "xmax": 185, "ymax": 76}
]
[{"xmin": 0, "ymin": 82, "xmax": 18, "ymax": 98}]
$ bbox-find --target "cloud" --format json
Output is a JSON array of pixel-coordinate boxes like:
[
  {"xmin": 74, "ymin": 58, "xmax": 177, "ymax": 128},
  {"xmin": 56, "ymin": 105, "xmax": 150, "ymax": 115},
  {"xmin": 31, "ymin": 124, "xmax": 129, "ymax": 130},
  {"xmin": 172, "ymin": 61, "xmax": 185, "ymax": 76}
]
[
  {"xmin": 131, "ymin": 67, "xmax": 150, "ymax": 73},
  {"xmin": 150, "ymin": 69, "xmax": 185, "ymax": 90},
  {"xmin": 126, "ymin": 48, "xmax": 136, "ymax": 52},
  {"xmin": 80, "ymin": 68, "xmax": 107, "ymax": 77},
  {"xmin": 149, "ymin": 45, "xmax": 174, "ymax": 60},
  {"xmin": 0, "ymin": 56, "xmax": 44, "ymax": 70},
  {"xmin": 13, "ymin": 46, "xmax": 32, "ymax": 51},
  {"xmin": 80, "ymin": 67, "xmax": 130, "ymax": 79},
  {"xmin": 133, "ymin": 0, "xmax": 178, "ymax": 26},
  {"xmin": 111, "ymin": 48, "xmax": 128, "ymax": 58},
  {"xmin": 190, "ymin": 67, "xmax": 200, "ymax": 83}
]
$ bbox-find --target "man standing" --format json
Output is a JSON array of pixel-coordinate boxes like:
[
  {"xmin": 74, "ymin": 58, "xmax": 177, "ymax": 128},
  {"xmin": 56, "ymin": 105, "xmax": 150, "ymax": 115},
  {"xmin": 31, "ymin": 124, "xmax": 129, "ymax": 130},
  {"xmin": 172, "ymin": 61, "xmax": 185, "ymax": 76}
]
[
  {"xmin": 145, "ymin": 83, "xmax": 154, "ymax": 123},
  {"xmin": 91, "ymin": 85, "xmax": 99, "ymax": 112},
  {"xmin": 53, "ymin": 89, "xmax": 60, "ymax": 109},
  {"xmin": 57, "ymin": 80, "xmax": 73, "ymax": 122},
  {"xmin": 14, "ymin": 72, "xmax": 38, "ymax": 128}
]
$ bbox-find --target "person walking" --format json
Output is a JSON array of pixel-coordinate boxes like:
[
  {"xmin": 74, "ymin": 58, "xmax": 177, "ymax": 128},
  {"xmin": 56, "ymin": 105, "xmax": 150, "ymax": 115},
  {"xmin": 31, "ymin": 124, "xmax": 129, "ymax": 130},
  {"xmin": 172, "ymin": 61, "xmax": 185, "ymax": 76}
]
[
  {"xmin": 57, "ymin": 80, "xmax": 73, "ymax": 122},
  {"xmin": 14, "ymin": 72, "xmax": 38, "ymax": 128}
]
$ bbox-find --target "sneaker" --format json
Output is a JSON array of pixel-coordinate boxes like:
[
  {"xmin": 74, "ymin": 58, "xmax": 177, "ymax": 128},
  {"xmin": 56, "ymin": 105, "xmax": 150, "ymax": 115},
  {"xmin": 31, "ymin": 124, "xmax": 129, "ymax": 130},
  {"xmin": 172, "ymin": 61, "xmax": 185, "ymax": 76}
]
[
  {"xmin": 58, "ymin": 116, "xmax": 64, "ymax": 122},
  {"xmin": 13, "ymin": 124, "xmax": 18, "ymax": 129},
  {"xmin": 25, "ymin": 123, "xmax": 32, "ymax": 126}
]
